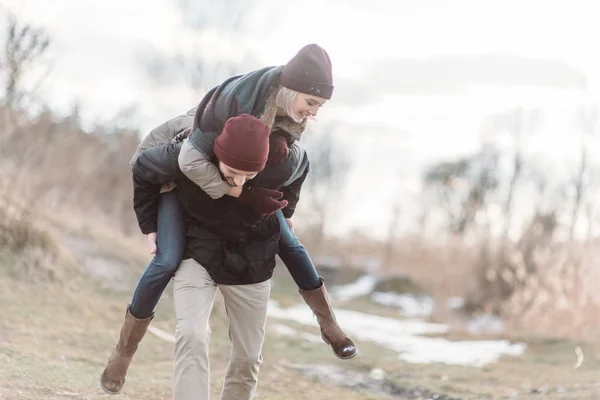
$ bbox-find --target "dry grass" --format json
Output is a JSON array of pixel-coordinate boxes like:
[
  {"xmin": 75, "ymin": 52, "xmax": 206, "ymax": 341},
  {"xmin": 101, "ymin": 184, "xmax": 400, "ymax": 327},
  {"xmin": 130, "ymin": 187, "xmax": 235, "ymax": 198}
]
[
  {"xmin": 0, "ymin": 189, "xmax": 387, "ymax": 399},
  {"xmin": 372, "ymin": 231, "xmax": 600, "ymax": 339},
  {"xmin": 307, "ymin": 218, "xmax": 600, "ymax": 340},
  {"xmin": 379, "ymin": 234, "xmax": 478, "ymax": 299},
  {"xmin": 0, "ymin": 106, "xmax": 140, "ymax": 235},
  {"xmin": 0, "ymin": 191, "xmax": 80, "ymax": 282},
  {"xmin": 301, "ymin": 232, "xmax": 478, "ymax": 301},
  {"xmin": 0, "ymin": 243, "xmax": 387, "ymax": 400},
  {"xmin": 3, "ymin": 192, "xmax": 600, "ymax": 399},
  {"xmin": 467, "ymin": 239, "xmax": 600, "ymax": 338}
]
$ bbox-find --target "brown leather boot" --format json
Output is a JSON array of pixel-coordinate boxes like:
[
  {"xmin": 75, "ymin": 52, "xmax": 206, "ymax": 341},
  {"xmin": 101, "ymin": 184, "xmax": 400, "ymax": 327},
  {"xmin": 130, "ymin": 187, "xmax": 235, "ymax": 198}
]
[
  {"xmin": 100, "ymin": 306, "xmax": 154, "ymax": 394},
  {"xmin": 299, "ymin": 278, "xmax": 358, "ymax": 360}
]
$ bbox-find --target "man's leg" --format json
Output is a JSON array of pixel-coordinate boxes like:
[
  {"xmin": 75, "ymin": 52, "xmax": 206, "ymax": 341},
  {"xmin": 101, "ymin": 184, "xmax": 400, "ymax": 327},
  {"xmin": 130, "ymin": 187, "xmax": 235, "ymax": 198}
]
[
  {"xmin": 173, "ymin": 258, "xmax": 217, "ymax": 400},
  {"xmin": 219, "ymin": 280, "xmax": 271, "ymax": 400}
]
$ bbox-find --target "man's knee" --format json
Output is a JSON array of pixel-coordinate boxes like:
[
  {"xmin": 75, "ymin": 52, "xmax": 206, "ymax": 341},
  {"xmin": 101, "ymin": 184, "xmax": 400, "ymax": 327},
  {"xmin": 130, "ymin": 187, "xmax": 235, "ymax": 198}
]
[
  {"xmin": 176, "ymin": 320, "xmax": 210, "ymax": 352},
  {"xmin": 230, "ymin": 353, "xmax": 263, "ymax": 378}
]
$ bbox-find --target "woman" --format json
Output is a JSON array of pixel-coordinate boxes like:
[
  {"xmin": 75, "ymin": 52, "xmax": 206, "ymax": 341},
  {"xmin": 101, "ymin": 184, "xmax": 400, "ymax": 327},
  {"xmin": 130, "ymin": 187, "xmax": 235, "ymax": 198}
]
[{"xmin": 101, "ymin": 44, "xmax": 357, "ymax": 395}]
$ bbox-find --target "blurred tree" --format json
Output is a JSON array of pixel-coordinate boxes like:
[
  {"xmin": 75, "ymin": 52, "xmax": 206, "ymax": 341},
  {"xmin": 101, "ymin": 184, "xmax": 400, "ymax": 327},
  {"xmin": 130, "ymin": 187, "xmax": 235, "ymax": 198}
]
[
  {"xmin": 481, "ymin": 107, "xmax": 540, "ymax": 240},
  {"xmin": 570, "ymin": 106, "xmax": 597, "ymax": 241},
  {"xmin": 583, "ymin": 164, "xmax": 600, "ymax": 240},
  {"xmin": 526, "ymin": 159, "xmax": 551, "ymax": 216},
  {"xmin": 382, "ymin": 201, "xmax": 401, "ymax": 267},
  {"xmin": 423, "ymin": 147, "xmax": 499, "ymax": 236},
  {"xmin": 422, "ymin": 157, "xmax": 470, "ymax": 233},
  {"xmin": 302, "ymin": 125, "xmax": 350, "ymax": 250},
  {"xmin": 0, "ymin": 12, "xmax": 50, "ymax": 108}
]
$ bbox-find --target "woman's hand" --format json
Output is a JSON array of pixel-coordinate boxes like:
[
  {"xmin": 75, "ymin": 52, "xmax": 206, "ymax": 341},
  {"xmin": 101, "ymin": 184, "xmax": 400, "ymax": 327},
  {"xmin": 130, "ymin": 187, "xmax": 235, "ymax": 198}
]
[
  {"xmin": 146, "ymin": 232, "xmax": 158, "ymax": 254},
  {"xmin": 268, "ymin": 135, "xmax": 289, "ymax": 164},
  {"xmin": 286, "ymin": 218, "xmax": 294, "ymax": 231}
]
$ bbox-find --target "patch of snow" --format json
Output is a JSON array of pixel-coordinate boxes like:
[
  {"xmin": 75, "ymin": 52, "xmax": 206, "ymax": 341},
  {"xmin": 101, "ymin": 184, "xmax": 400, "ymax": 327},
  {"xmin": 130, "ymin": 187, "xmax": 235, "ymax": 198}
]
[
  {"xmin": 331, "ymin": 275, "xmax": 379, "ymax": 301},
  {"xmin": 371, "ymin": 292, "xmax": 435, "ymax": 318},
  {"xmin": 268, "ymin": 300, "xmax": 447, "ymax": 335},
  {"xmin": 268, "ymin": 300, "xmax": 526, "ymax": 367},
  {"xmin": 467, "ymin": 314, "xmax": 505, "ymax": 335},
  {"xmin": 399, "ymin": 338, "xmax": 526, "ymax": 366},
  {"xmin": 369, "ymin": 368, "xmax": 387, "ymax": 381},
  {"xmin": 447, "ymin": 297, "xmax": 465, "ymax": 310}
]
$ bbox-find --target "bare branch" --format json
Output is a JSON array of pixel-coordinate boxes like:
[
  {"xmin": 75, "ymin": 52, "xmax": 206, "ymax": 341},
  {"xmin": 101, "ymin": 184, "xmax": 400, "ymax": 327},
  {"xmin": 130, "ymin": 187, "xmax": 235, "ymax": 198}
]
[
  {"xmin": 1, "ymin": 11, "xmax": 51, "ymax": 108},
  {"xmin": 302, "ymin": 125, "xmax": 350, "ymax": 246}
]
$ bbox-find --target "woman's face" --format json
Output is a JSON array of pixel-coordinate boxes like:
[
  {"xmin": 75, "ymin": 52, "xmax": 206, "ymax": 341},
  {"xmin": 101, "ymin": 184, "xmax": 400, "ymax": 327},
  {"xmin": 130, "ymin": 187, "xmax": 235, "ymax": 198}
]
[{"xmin": 291, "ymin": 93, "xmax": 327, "ymax": 120}]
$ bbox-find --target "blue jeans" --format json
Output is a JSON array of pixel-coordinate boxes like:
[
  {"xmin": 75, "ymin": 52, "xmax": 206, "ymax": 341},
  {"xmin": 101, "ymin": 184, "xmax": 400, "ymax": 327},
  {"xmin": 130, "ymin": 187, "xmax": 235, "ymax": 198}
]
[
  {"xmin": 130, "ymin": 190, "xmax": 185, "ymax": 318},
  {"xmin": 129, "ymin": 193, "xmax": 321, "ymax": 318},
  {"xmin": 276, "ymin": 210, "xmax": 321, "ymax": 290}
]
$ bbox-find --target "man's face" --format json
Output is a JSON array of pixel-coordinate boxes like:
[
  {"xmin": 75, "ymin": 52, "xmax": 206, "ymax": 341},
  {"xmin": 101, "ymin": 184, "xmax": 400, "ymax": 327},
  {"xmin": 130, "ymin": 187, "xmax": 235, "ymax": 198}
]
[
  {"xmin": 219, "ymin": 162, "xmax": 259, "ymax": 187},
  {"xmin": 291, "ymin": 93, "xmax": 327, "ymax": 120}
]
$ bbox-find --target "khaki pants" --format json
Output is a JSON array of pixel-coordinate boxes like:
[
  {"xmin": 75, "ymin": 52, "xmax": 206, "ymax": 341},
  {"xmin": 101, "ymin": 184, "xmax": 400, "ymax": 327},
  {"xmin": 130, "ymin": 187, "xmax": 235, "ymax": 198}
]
[{"xmin": 172, "ymin": 258, "xmax": 271, "ymax": 400}]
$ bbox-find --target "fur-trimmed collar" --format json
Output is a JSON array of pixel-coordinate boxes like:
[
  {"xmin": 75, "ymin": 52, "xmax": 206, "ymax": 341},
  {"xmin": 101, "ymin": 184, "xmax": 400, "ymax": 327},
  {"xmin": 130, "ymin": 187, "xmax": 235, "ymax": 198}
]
[{"xmin": 259, "ymin": 88, "xmax": 307, "ymax": 141}]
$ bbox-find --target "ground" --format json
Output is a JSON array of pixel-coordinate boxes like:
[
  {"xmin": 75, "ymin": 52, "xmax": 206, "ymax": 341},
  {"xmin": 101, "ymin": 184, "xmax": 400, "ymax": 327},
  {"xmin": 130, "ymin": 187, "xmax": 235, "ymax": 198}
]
[{"xmin": 1, "ymin": 215, "xmax": 600, "ymax": 400}]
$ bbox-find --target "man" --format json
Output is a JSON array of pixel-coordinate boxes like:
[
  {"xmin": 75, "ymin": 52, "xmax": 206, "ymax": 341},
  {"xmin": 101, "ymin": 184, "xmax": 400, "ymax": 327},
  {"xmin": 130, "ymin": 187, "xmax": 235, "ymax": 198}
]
[{"xmin": 132, "ymin": 114, "xmax": 307, "ymax": 399}]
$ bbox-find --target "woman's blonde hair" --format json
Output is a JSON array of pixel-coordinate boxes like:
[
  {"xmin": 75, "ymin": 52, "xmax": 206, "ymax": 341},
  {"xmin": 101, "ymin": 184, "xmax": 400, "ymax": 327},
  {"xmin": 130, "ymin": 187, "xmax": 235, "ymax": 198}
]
[{"xmin": 276, "ymin": 86, "xmax": 304, "ymax": 123}]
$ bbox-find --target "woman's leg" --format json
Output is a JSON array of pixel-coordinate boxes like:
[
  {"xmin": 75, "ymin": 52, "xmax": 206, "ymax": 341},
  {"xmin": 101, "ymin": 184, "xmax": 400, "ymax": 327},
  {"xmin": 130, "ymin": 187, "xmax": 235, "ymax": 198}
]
[
  {"xmin": 276, "ymin": 210, "xmax": 320, "ymax": 290},
  {"xmin": 276, "ymin": 210, "xmax": 357, "ymax": 360},
  {"xmin": 130, "ymin": 190, "xmax": 186, "ymax": 318},
  {"xmin": 101, "ymin": 190, "xmax": 185, "ymax": 394}
]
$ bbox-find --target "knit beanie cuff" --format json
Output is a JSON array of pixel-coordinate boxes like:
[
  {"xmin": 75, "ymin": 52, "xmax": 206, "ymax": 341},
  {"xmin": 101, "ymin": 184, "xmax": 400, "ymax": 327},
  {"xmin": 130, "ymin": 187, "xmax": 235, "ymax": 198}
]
[
  {"xmin": 214, "ymin": 141, "xmax": 267, "ymax": 172},
  {"xmin": 280, "ymin": 71, "xmax": 334, "ymax": 100}
]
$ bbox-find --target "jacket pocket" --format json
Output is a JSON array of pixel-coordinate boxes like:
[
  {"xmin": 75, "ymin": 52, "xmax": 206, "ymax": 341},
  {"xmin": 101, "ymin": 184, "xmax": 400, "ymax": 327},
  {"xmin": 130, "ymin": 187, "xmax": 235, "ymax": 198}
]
[{"xmin": 221, "ymin": 232, "xmax": 280, "ymax": 284}]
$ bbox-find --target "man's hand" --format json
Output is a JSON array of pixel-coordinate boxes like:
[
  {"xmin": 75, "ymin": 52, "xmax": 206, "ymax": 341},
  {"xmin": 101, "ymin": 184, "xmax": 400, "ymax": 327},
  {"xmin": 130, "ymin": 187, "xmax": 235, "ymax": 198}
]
[
  {"xmin": 268, "ymin": 135, "xmax": 289, "ymax": 165},
  {"xmin": 238, "ymin": 186, "xmax": 288, "ymax": 216},
  {"xmin": 285, "ymin": 218, "xmax": 294, "ymax": 231},
  {"xmin": 146, "ymin": 232, "xmax": 158, "ymax": 254}
]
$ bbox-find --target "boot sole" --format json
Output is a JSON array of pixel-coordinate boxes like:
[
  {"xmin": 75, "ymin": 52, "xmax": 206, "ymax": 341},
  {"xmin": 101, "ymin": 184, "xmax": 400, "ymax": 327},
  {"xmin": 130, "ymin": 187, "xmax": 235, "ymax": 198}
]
[
  {"xmin": 100, "ymin": 375, "xmax": 122, "ymax": 395},
  {"xmin": 322, "ymin": 336, "xmax": 358, "ymax": 360}
]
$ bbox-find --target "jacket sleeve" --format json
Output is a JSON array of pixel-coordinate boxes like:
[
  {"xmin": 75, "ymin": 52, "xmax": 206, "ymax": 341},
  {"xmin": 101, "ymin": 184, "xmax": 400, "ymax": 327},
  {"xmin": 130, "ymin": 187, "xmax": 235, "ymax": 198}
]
[
  {"xmin": 130, "ymin": 108, "xmax": 195, "ymax": 165},
  {"xmin": 281, "ymin": 160, "xmax": 309, "ymax": 219},
  {"xmin": 132, "ymin": 143, "xmax": 182, "ymax": 234},
  {"xmin": 177, "ymin": 138, "xmax": 231, "ymax": 199}
]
